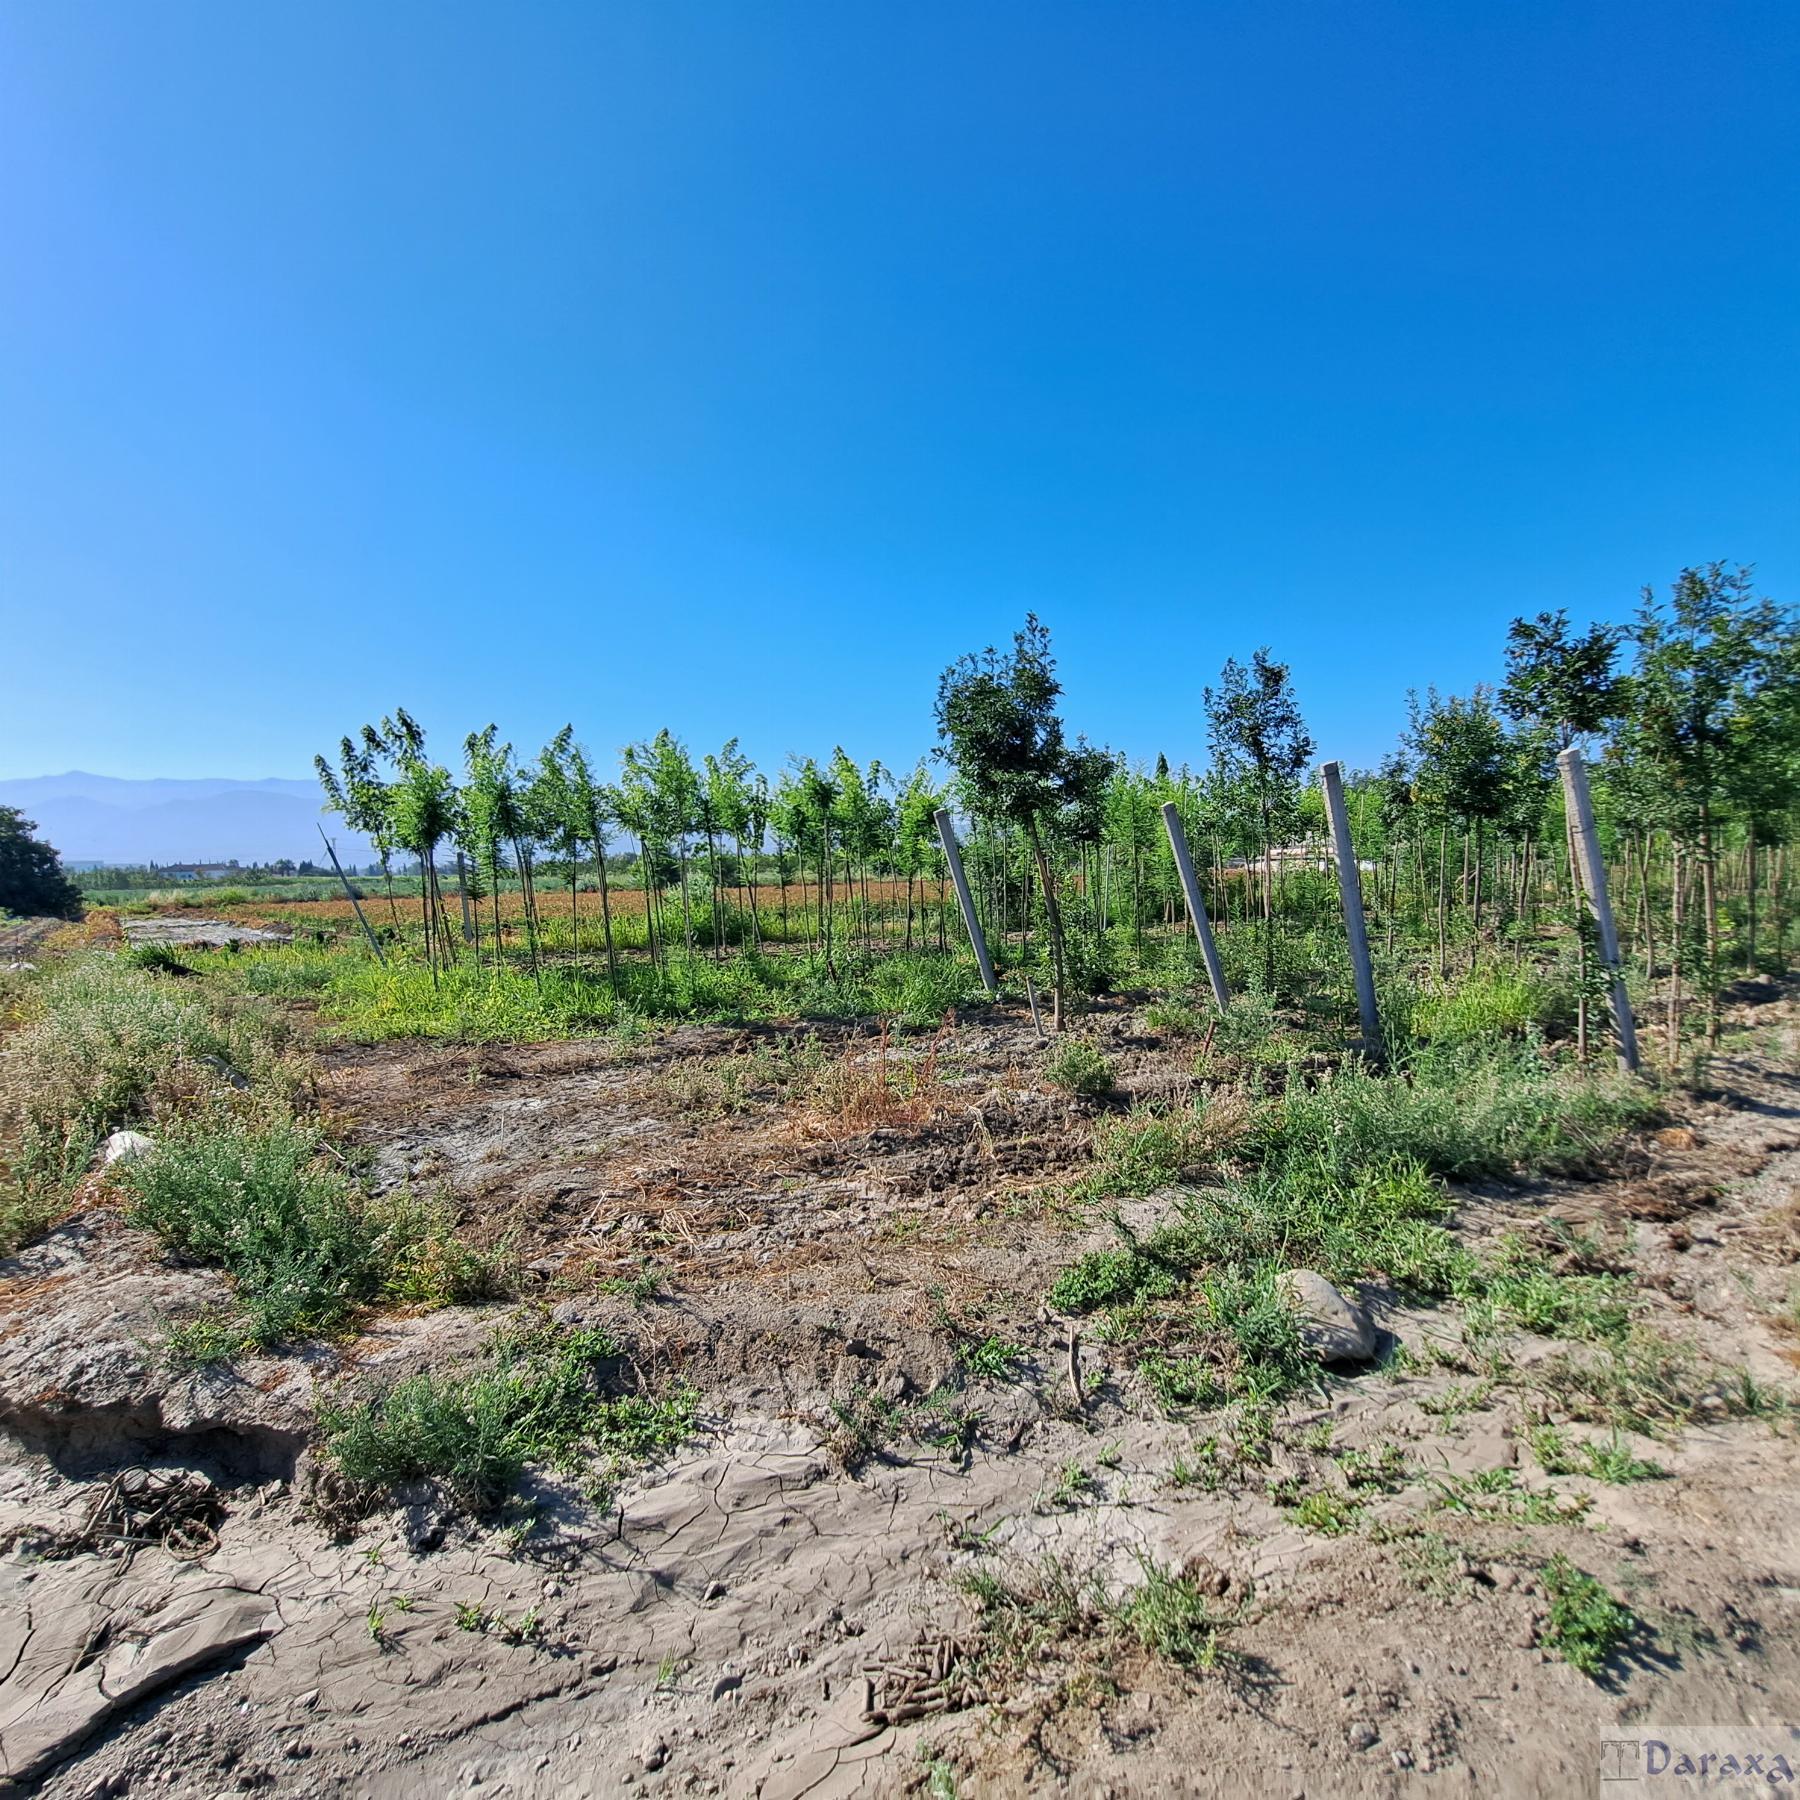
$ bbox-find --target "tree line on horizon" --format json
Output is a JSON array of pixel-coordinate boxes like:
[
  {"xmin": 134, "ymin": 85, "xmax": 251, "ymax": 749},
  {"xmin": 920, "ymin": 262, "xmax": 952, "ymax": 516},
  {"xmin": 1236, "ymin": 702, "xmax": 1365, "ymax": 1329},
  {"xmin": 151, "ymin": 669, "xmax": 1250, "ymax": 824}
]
[{"xmin": 310, "ymin": 561, "xmax": 1799, "ymax": 1053}]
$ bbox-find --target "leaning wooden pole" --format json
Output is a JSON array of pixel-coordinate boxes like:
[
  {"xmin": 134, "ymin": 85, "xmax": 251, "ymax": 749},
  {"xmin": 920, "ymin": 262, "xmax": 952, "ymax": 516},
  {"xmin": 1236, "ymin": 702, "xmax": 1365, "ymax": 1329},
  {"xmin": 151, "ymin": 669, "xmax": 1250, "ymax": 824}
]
[
  {"xmin": 1557, "ymin": 747, "xmax": 1640, "ymax": 1074},
  {"xmin": 1318, "ymin": 761, "xmax": 1383, "ymax": 1065},
  {"xmin": 1159, "ymin": 802, "xmax": 1230, "ymax": 1012},
  {"xmin": 933, "ymin": 808, "xmax": 998, "ymax": 995},
  {"xmin": 318, "ymin": 826, "xmax": 386, "ymax": 966}
]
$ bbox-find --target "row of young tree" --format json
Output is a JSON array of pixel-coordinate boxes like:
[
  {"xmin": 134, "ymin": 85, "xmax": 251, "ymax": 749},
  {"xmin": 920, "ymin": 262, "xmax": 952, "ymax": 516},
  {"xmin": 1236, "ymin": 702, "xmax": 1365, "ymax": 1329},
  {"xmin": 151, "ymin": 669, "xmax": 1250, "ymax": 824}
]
[{"xmin": 316, "ymin": 562, "xmax": 1799, "ymax": 1049}]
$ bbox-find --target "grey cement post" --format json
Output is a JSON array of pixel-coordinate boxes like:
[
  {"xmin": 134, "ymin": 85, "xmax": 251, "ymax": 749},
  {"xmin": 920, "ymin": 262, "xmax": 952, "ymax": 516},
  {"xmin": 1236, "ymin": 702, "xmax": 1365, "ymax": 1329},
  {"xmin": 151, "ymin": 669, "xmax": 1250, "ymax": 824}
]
[
  {"xmin": 1557, "ymin": 747, "xmax": 1640, "ymax": 1073},
  {"xmin": 1159, "ymin": 802, "xmax": 1230, "ymax": 1012},
  {"xmin": 318, "ymin": 826, "xmax": 386, "ymax": 965},
  {"xmin": 1318, "ymin": 761, "xmax": 1382, "ymax": 1064},
  {"xmin": 455, "ymin": 851, "xmax": 475, "ymax": 942},
  {"xmin": 933, "ymin": 808, "xmax": 998, "ymax": 994}
]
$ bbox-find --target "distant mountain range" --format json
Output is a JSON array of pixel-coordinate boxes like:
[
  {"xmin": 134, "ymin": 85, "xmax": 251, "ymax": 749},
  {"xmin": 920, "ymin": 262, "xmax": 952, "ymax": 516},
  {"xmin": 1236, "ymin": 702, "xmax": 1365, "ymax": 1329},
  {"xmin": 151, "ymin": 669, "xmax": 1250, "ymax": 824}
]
[{"xmin": 0, "ymin": 772, "xmax": 380, "ymax": 869}]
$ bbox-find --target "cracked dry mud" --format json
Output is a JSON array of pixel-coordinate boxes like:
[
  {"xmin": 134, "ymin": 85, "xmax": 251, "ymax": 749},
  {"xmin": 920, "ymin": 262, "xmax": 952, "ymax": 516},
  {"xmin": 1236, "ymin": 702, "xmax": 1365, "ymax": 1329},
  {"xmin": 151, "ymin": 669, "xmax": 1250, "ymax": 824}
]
[{"xmin": 2, "ymin": 993, "xmax": 1798, "ymax": 1797}]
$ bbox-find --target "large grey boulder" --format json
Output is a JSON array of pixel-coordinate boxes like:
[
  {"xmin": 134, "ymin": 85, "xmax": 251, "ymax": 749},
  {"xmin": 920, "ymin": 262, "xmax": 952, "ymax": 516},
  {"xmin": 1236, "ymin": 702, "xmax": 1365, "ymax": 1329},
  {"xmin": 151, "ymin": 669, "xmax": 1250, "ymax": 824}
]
[{"xmin": 1277, "ymin": 1268, "xmax": 1379, "ymax": 1364}]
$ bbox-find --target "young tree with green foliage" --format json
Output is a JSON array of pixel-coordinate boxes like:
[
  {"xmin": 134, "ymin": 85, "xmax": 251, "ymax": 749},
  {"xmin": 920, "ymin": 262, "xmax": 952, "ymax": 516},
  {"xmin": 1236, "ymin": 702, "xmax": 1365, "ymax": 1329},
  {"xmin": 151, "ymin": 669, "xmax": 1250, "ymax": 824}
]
[
  {"xmin": 1617, "ymin": 562, "xmax": 1794, "ymax": 1046},
  {"xmin": 934, "ymin": 615, "xmax": 1110, "ymax": 1028},
  {"xmin": 1203, "ymin": 649, "xmax": 1314, "ymax": 986}
]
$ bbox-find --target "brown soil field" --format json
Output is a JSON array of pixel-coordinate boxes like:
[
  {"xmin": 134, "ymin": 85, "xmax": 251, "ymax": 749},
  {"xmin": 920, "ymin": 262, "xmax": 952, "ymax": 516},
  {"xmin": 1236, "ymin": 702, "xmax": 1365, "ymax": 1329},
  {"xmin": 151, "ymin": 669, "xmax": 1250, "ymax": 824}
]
[{"xmin": 1, "ymin": 985, "xmax": 1797, "ymax": 1796}]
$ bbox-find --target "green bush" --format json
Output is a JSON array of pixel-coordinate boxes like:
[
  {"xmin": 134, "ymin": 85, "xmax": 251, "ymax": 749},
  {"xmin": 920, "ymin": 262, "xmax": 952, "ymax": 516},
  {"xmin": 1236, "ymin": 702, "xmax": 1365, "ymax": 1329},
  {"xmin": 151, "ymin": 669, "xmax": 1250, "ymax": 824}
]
[
  {"xmin": 1, "ymin": 955, "xmax": 300, "ymax": 1250},
  {"xmin": 1044, "ymin": 1038, "xmax": 1114, "ymax": 1099},
  {"xmin": 120, "ymin": 1119, "xmax": 384, "ymax": 1342},
  {"xmin": 320, "ymin": 1315, "xmax": 694, "ymax": 1514},
  {"xmin": 1411, "ymin": 966, "xmax": 1571, "ymax": 1045},
  {"xmin": 1539, "ymin": 1555, "xmax": 1637, "ymax": 1677}
]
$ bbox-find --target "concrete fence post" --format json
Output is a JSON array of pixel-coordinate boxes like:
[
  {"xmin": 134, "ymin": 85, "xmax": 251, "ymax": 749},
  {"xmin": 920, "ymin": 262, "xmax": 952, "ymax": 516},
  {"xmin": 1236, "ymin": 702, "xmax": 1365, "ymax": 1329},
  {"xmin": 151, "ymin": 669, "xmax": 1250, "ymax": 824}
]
[
  {"xmin": 1159, "ymin": 801, "xmax": 1230, "ymax": 1012},
  {"xmin": 1318, "ymin": 761, "xmax": 1383, "ymax": 1065},
  {"xmin": 318, "ymin": 826, "xmax": 386, "ymax": 966},
  {"xmin": 1557, "ymin": 747, "xmax": 1640, "ymax": 1074},
  {"xmin": 933, "ymin": 809, "xmax": 998, "ymax": 995}
]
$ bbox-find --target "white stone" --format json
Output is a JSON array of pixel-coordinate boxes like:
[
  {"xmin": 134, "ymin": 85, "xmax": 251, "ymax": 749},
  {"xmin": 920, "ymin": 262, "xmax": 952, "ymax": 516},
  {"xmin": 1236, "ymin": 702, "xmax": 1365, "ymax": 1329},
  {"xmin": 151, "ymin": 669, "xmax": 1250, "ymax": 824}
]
[{"xmin": 100, "ymin": 1130, "xmax": 155, "ymax": 1167}]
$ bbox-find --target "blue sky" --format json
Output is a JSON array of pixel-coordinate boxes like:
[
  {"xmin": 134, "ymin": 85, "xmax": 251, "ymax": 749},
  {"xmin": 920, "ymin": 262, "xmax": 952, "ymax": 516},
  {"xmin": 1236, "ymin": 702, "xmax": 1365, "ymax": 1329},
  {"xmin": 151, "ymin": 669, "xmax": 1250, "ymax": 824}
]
[{"xmin": 3, "ymin": 1, "xmax": 1795, "ymax": 786}]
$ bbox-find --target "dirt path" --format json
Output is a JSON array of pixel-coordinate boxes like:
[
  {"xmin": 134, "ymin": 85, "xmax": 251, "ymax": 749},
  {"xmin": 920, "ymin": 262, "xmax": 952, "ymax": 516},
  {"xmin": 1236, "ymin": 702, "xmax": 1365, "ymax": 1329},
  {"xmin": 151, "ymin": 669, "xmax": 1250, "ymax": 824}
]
[{"xmin": 1, "ymin": 999, "xmax": 1796, "ymax": 1796}]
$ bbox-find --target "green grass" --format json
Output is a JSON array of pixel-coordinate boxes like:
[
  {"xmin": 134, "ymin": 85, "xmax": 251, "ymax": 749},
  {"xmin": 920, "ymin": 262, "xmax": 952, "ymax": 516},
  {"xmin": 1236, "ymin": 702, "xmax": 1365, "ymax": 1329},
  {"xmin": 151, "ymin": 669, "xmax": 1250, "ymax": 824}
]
[
  {"xmin": 120, "ymin": 1120, "xmax": 502, "ymax": 1348},
  {"xmin": 1538, "ymin": 1328, "xmax": 1789, "ymax": 1435},
  {"xmin": 1043, "ymin": 1038, "xmax": 1115, "ymax": 1099},
  {"xmin": 1539, "ymin": 1554, "xmax": 1638, "ymax": 1677},
  {"xmin": 960, "ymin": 1553, "xmax": 1236, "ymax": 1680},
  {"xmin": 319, "ymin": 1313, "xmax": 695, "ymax": 1515},
  {"xmin": 1529, "ymin": 1425, "xmax": 1664, "ymax": 1484},
  {"xmin": 1, "ymin": 954, "xmax": 301, "ymax": 1249},
  {"xmin": 1252, "ymin": 1036, "xmax": 1657, "ymax": 1184},
  {"xmin": 284, "ymin": 944, "xmax": 993, "ymax": 1042},
  {"xmin": 1114, "ymin": 1556, "xmax": 1234, "ymax": 1669},
  {"xmin": 1050, "ymin": 1031, "xmax": 1661, "ymax": 1424},
  {"xmin": 1074, "ymin": 1100, "xmax": 1231, "ymax": 1200},
  {"xmin": 1409, "ymin": 967, "xmax": 1572, "ymax": 1046},
  {"xmin": 953, "ymin": 1334, "xmax": 1022, "ymax": 1381}
]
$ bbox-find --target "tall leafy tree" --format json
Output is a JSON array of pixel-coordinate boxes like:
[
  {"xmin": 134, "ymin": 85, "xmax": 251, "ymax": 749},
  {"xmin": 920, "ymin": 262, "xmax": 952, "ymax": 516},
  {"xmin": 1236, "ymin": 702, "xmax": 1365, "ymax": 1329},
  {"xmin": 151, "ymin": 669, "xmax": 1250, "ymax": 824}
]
[
  {"xmin": 1618, "ymin": 562, "xmax": 1793, "ymax": 1043},
  {"xmin": 934, "ymin": 615, "xmax": 1110, "ymax": 1027},
  {"xmin": 1203, "ymin": 648, "xmax": 1314, "ymax": 985},
  {"xmin": 0, "ymin": 809, "xmax": 81, "ymax": 919}
]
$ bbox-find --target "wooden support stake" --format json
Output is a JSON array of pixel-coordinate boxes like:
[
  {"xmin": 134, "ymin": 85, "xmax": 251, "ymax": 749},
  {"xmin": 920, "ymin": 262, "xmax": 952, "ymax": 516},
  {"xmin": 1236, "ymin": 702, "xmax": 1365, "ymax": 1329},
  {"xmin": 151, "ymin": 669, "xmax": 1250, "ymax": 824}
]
[
  {"xmin": 1159, "ymin": 801, "xmax": 1230, "ymax": 1012},
  {"xmin": 1318, "ymin": 761, "xmax": 1382, "ymax": 1065},
  {"xmin": 318, "ymin": 826, "xmax": 385, "ymax": 965},
  {"xmin": 933, "ymin": 808, "xmax": 998, "ymax": 994},
  {"xmin": 1557, "ymin": 747, "xmax": 1640, "ymax": 1074}
]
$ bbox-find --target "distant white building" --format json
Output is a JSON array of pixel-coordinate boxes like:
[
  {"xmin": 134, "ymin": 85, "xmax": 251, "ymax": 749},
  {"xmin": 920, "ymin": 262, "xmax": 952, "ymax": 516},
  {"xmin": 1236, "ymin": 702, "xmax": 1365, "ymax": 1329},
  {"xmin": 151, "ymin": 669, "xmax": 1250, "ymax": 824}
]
[{"xmin": 158, "ymin": 862, "xmax": 240, "ymax": 883}]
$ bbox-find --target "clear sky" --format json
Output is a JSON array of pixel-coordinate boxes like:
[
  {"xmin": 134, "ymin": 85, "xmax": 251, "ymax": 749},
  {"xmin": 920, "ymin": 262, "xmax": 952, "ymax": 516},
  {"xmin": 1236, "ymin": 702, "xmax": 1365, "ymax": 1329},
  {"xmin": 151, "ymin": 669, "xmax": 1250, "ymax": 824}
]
[{"xmin": 3, "ymin": 1, "xmax": 1795, "ymax": 785}]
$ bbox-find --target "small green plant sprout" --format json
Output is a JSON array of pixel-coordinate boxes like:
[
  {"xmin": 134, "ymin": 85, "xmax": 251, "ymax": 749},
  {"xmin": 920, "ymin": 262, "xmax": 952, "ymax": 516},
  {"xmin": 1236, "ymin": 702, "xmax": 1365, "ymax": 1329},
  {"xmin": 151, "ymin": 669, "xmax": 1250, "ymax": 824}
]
[
  {"xmin": 1300, "ymin": 1421, "xmax": 1335, "ymax": 1454},
  {"xmin": 1113, "ymin": 1555, "xmax": 1234, "ymax": 1671},
  {"xmin": 1338, "ymin": 1443, "xmax": 1409, "ymax": 1492},
  {"xmin": 1427, "ymin": 1467, "xmax": 1589, "ymax": 1525},
  {"xmin": 1139, "ymin": 1353, "xmax": 1224, "ymax": 1412},
  {"xmin": 1037, "ymin": 1459, "xmax": 1099, "ymax": 1513},
  {"xmin": 1287, "ymin": 1488, "xmax": 1362, "ymax": 1536},
  {"xmin": 1043, "ymin": 1037, "xmax": 1114, "ymax": 1099},
  {"xmin": 598, "ymin": 1260, "xmax": 662, "ymax": 1304},
  {"xmin": 920, "ymin": 1753, "xmax": 960, "ymax": 1800},
  {"xmin": 366, "ymin": 1600, "xmax": 389, "ymax": 1646},
  {"xmin": 1168, "ymin": 1437, "xmax": 1230, "ymax": 1491},
  {"xmin": 453, "ymin": 1600, "xmax": 488, "ymax": 1633},
  {"xmin": 496, "ymin": 1604, "xmax": 543, "ymax": 1646},
  {"xmin": 954, "ymin": 1334, "xmax": 1022, "ymax": 1381},
  {"xmin": 1539, "ymin": 1554, "xmax": 1638, "ymax": 1678},
  {"xmin": 1530, "ymin": 1425, "xmax": 1664, "ymax": 1484}
]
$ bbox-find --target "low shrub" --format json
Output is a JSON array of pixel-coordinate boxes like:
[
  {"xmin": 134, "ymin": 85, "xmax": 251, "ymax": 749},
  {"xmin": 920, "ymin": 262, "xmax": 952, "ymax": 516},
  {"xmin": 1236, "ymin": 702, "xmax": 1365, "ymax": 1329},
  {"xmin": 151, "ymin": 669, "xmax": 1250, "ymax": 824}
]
[
  {"xmin": 1043, "ymin": 1038, "xmax": 1114, "ymax": 1099},
  {"xmin": 1539, "ymin": 1554, "xmax": 1638, "ymax": 1678},
  {"xmin": 120, "ymin": 1119, "xmax": 384, "ymax": 1343},
  {"xmin": 319, "ymin": 1314, "xmax": 694, "ymax": 1514}
]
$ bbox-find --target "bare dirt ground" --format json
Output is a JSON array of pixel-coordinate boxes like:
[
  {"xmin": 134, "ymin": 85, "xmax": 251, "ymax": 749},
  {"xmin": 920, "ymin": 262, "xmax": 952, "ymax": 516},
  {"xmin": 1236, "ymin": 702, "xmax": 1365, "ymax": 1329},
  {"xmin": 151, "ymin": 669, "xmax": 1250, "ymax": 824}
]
[{"xmin": 1, "ymin": 988, "xmax": 1797, "ymax": 1797}]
